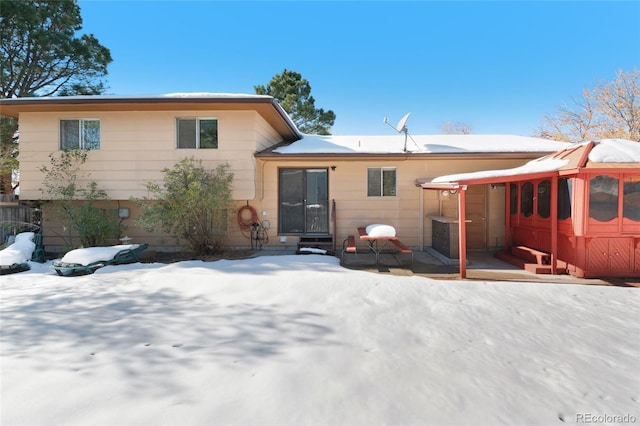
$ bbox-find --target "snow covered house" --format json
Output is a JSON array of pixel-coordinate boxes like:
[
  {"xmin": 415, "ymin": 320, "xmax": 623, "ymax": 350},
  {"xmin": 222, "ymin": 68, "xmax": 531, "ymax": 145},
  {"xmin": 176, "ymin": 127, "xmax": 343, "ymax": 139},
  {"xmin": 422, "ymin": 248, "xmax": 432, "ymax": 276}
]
[{"xmin": 3, "ymin": 93, "xmax": 584, "ymax": 269}]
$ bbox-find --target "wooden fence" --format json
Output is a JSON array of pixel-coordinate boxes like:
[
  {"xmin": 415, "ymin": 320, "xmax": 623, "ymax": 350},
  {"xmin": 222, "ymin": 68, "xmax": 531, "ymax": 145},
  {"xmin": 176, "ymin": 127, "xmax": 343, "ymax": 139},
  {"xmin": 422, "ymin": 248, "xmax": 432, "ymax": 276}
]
[{"xmin": 0, "ymin": 205, "xmax": 40, "ymax": 243}]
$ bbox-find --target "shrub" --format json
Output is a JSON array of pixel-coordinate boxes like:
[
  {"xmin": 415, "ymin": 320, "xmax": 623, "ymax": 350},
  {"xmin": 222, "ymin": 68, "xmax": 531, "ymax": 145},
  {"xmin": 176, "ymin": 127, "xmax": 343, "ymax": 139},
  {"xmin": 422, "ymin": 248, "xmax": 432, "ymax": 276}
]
[
  {"xmin": 135, "ymin": 158, "xmax": 234, "ymax": 255},
  {"xmin": 39, "ymin": 149, "xmax": 121, "ymax": 247}
]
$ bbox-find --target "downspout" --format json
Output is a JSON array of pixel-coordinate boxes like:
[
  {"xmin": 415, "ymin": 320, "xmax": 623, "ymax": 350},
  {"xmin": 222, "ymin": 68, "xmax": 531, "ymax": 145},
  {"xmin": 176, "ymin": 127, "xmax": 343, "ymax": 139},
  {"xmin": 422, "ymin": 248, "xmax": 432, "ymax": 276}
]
[
  {"xmin": 458, "ymin": 185, "xmax": 468, "ymax": 279},
  {"xmin": 504, "ymin": 183, "xmax": 511, "ymax": 252},
  {"xmin": 419, "ymin": 187, "xmax": 424, "ymax": 250},
  {"xmin": 551, "ymin": 175, "xmax": 558, "ymax": 274}
]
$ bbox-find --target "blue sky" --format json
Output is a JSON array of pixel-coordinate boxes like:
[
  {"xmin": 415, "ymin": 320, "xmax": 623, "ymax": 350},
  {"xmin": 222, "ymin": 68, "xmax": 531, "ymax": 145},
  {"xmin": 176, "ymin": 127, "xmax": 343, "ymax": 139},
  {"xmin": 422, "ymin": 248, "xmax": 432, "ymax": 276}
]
[{"xmin": 77, "ymin": 1, "xmax": 639, "ymax": 136}]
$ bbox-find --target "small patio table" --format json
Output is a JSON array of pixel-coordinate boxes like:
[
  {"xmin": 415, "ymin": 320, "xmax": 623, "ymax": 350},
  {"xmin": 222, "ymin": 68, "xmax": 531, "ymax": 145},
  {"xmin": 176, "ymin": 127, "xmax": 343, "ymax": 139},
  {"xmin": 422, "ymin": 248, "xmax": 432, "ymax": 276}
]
[{"xmin": 357, "ymin": 226, "xmax": 398, "ymax": 264}]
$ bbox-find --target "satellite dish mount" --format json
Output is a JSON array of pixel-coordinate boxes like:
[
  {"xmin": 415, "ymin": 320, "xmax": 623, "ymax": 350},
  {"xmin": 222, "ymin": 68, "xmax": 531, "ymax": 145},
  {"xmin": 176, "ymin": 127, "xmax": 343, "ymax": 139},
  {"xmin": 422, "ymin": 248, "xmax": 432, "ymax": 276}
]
[{"xmin": 383, "ymin": 112, "xmax": 417, "ymax": 152}]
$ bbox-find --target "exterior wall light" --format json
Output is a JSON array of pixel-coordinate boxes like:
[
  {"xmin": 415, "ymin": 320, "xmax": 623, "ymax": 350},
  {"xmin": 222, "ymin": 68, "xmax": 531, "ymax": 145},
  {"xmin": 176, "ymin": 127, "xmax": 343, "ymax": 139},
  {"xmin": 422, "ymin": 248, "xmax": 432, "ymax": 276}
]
[{"xmin": 118, "ymin": 207, "xmax": 130, "ymax": 219}]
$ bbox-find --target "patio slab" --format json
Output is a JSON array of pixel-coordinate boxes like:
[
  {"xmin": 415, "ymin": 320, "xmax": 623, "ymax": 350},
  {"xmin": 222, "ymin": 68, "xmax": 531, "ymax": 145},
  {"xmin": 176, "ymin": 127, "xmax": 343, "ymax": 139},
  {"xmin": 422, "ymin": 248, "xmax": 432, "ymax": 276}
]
[{"xmin": 340, "ymin": 249, "xmax": 640, "ymax": 287}]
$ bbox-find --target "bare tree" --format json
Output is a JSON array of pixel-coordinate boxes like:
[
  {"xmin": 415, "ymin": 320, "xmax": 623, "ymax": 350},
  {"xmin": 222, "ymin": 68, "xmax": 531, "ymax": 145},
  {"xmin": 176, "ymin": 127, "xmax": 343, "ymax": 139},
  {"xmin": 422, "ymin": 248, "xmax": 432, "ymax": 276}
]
[
  {"xmin": 440, "ymin": 121, "xmax": 473, "ymax": 135},
  {"xmin": 596, "ymin": 68, "xmax": 639, "ymax": 140},
  {"xmin": 537, "ymin": 68, "xmax": 639, "ymax": 142}
]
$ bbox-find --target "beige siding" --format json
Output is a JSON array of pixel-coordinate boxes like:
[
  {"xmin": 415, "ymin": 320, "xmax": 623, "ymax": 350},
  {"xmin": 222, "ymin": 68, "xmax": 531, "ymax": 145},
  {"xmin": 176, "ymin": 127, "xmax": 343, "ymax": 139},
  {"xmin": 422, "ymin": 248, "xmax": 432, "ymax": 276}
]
[
  {"xmin": 40, "ymin": 198, "xmax": 270, "ymax": 254},
  {"xmin": 37, "ymin": 154, "xmax": 532, "ymax": 252},
  {"xmin": 18, "ymin": 110, "xmax": 283, "ymax": 201},
  {"xmin": 21, "ymin": 107, "xmax": 539, "ymax": 252},
  {"xmin": 255, "ymin": 114, "xmax": 283, "ymax": 152},
  {"xmin": 257, "ymin": 157, "xmax": 535, "ymax": 251}
]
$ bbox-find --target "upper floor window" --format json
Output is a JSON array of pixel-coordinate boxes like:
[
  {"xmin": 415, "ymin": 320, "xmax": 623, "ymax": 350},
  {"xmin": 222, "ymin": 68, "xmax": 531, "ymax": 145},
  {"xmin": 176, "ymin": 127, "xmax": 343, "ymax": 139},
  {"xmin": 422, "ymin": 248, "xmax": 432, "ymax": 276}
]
[
  {"xmin": 368, "ymin": 167, "xmax": 396, "ymax": 197},
  {"xmin": 177, "ymin": 118, "xmax": 218, "ymax": 149},
  {"xmin": 60, "ymin": 119, "xmax": 100, "ymax": 150}
]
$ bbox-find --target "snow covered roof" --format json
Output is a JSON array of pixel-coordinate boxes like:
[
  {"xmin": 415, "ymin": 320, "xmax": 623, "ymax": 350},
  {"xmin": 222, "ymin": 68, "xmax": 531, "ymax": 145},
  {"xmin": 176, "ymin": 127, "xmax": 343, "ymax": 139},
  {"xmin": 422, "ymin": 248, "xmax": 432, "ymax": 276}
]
[
  {"xmin": 270, "ymin": 134, "xmax": 571, "ymax": 155},
  {"xmin": 427, "ymin": 158, "xmax": 571, "ymax": 186},
  {"xmin": 161, "ymin": 92, "xmax": 270, "ymax": 99},
  {"xmin": 419, "ymin": 139, "xmax": 640, "ymax": 188},
  {"xmin": 587, "ymin": 138, "xmax": 640, "ymax": 164},
  {"xmin": 2, "ymin": 92, "xmax": 272, "ymax": 102}
]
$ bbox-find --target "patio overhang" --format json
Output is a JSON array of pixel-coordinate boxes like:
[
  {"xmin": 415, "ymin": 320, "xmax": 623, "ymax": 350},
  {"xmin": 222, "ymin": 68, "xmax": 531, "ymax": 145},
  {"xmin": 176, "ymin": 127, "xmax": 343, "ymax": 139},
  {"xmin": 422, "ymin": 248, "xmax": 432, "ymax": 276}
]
[
  {"xmin": 417, "ymin": 171, "xmax": 565, "ymax": 196},
  {"xmin": 415, "ymin": 180, "xmax": 463, "ymax": 190},
  {"xmin": 416, "ymin": 157, "xmax": 571, "ymax": 279}
]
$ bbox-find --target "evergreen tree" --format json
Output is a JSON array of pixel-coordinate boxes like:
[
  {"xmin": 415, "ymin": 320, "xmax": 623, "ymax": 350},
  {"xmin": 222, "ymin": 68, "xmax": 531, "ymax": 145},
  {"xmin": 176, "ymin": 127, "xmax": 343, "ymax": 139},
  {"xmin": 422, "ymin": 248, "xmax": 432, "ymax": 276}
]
[
  {"xmin": 0, "ymin": 0, "xmax": 112, "ymax": 98},
  {"xmin": 255, "ymin": 69, "xmax": 336, "ymax": 135},
  {"xmin": 0, "ymin": 0, "xmax": 112, "ymax": 192}
]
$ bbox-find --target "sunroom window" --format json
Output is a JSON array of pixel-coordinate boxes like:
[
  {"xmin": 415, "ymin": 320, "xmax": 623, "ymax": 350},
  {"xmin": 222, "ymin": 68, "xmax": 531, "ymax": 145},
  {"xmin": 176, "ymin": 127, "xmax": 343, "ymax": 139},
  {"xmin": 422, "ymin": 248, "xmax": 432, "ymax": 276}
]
[
  {"xmin": 520, "ymin": 182, "xmax": 534, "ymax": 217},
  {"xmin": 557, "ymin": 178, "xmax": 572, "ymax": 220},
  {"xmin": 60, "ymin": 119, "xmax": 100, "ymax": 150},
  {"xmin": 623, "ymin": 175, "xmax": 640, "ymax": 222},
  {"xmin": 589, "ymin": 175, "xmax": 618, "ymax": 222},
  {"xmin": 537, "ymin": 180, "xmax": 551, "ymax": 219}
]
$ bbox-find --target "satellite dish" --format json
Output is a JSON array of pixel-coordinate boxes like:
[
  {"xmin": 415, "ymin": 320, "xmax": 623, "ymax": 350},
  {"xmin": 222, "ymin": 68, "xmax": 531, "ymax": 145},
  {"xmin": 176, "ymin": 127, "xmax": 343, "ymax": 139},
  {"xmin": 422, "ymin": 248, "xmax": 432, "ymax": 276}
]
[
  {"xmin": 395, "ymin": 112, "xmax": 411, "ymax": 133},
  {"xmin": 383, "ymin": 112, "xmax": 419, "ymax": 152}
]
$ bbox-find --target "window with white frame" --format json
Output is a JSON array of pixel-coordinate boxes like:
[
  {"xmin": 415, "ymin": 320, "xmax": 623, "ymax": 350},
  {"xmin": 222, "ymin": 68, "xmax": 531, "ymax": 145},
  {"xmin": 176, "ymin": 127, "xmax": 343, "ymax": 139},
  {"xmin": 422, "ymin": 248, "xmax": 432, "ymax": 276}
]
[
  {"xmin": 367, "ymin": 167, "xmax": 397, "ymax": 197},
  {"xmin": 176, "ymin": 118, "xmax": 218, "ymax": 149},
  {"xmin": 59, "ymin": 119, "xmax": 100, "ymax": 150}
]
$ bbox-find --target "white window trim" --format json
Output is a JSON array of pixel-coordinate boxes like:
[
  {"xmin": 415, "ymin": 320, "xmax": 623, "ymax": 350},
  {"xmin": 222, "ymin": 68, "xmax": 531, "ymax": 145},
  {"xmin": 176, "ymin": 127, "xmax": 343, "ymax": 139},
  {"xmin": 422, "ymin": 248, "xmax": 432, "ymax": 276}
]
[
  {"xmin": 367, "ymin": 166, "xmax": 398, "ymax": 198},
  {"xmin": 59, "ymin": 118, "xmax": 100, "ymax": 150},
  {"xmin": 176, "ymin": 117, "xmax": 218, "ymax": 149}
]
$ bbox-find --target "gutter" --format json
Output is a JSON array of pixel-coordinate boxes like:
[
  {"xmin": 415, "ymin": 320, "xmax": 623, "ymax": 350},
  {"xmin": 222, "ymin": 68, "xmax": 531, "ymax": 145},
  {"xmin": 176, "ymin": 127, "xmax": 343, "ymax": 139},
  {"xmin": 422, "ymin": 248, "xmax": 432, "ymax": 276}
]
[
  {"xmin": 254, "ymin": 151, "xmax": 558, "ymax": 160},
  {"xmin": 0, "ymin": 94, "xmax": 275, "ymax": 106},
  {"xmin": 266, "ymin": 98, "xmax": 303, "ymax": 141}
]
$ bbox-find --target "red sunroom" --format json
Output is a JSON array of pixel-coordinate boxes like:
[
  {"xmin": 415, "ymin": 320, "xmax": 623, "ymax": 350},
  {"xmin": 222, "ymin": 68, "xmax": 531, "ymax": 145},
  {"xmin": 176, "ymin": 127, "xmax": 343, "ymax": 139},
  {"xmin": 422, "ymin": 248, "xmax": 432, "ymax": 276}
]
[{"xmin": 419, "ymin": 139, "xmax": 640, "ymax": 279}]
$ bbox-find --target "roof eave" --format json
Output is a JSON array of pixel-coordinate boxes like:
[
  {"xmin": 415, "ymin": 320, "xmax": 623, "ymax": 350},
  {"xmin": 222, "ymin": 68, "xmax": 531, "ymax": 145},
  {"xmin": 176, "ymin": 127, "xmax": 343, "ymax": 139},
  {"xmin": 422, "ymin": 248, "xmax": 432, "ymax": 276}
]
[
  {"xmin": 0, "ymin": 95, "xmax": 302, "ymax": 141},
  {"xmin": 254, "ymin": 151, "xmax": 556, "ymax": 160}
]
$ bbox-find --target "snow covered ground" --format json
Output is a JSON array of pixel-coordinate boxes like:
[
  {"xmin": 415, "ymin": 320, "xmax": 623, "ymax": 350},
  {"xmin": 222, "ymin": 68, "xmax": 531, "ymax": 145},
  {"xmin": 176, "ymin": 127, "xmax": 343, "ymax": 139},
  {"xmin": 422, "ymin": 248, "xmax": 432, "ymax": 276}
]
[{"xmin": 1, "ymin": 255, "xmax": 638, "ymax": 426}]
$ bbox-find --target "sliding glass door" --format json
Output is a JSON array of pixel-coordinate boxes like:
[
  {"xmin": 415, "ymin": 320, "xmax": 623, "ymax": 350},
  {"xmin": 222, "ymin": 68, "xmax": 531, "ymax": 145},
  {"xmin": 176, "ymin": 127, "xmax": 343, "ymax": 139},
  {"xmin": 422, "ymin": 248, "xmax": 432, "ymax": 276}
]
[{"xmin": 279, "ymin": 168, "xmax": 328, "ymax": 234}]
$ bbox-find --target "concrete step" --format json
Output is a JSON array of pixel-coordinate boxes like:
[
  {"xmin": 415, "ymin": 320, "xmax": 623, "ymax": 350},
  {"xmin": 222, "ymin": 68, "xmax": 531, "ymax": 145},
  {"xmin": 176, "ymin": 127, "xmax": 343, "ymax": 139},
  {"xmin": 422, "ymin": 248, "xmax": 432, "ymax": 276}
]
[{"xmin": 512, "ymin": 245, "xmax": 551, "ymax": 265}]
